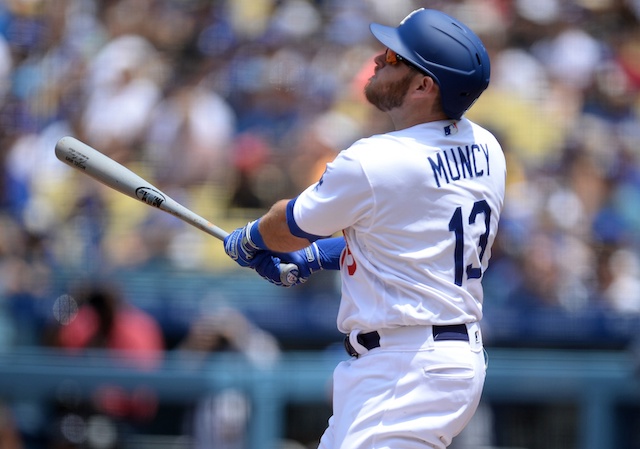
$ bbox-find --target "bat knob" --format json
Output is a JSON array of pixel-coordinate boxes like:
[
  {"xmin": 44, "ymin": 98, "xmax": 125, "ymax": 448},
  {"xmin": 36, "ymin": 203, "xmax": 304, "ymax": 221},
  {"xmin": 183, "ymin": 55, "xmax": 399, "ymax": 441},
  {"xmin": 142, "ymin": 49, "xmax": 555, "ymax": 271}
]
[{"xmin": 280, "ymin": 263, "xmax": 300, "ymax": 286}]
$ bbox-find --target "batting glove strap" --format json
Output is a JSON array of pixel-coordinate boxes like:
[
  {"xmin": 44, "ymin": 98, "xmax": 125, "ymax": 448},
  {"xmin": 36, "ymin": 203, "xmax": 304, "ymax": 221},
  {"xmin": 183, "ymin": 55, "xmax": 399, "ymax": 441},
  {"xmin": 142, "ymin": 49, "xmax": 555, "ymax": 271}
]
[
  {"xmin": 247, "ymin": 218, "xmax": 268, "ymax": 249},
  {"xmin": 224, "ymin": 220, "xmax": 265, "ymax": 267},
  {"xmin": 273, "ymin": 242, "xmax": 322, "ymax": 285},
  {"xmin": 301, "ymin": 243, "xmax": 323, "ymax": 273}
]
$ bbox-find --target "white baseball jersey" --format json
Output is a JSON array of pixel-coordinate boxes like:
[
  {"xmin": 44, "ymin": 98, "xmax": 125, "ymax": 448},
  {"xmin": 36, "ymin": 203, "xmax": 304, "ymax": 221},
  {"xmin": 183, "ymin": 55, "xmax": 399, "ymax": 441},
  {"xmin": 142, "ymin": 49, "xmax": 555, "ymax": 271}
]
[{"xmin": 292, "ymin": 118, "xmax": 506, "ymax": 334}]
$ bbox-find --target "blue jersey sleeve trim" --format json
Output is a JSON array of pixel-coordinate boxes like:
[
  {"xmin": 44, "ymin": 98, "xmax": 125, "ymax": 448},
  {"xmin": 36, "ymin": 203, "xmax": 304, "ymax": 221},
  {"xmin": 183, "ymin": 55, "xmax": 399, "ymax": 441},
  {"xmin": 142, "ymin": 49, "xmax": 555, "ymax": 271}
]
[{"xmin": 286, "ymin": 198, "xmax": 326, "ymax": 243}]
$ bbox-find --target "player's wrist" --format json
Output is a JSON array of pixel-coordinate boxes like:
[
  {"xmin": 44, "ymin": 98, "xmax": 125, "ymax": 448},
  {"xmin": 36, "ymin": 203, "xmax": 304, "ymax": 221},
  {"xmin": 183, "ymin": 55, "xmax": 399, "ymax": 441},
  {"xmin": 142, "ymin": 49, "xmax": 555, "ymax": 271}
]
[
  {"xmin": 316, "ymin": 237, "xmax": 346, "ymax": 271},
  {"xmin": 224, "ymin": 220, "xmax": 269, "ymax": 267},
  {"xmin": 303, "ymin": 243, "xmax": 323, "ymax": 273},
  {"xmin": 247, "ymin": 219, "xmax": 268, "ymax": 250}
]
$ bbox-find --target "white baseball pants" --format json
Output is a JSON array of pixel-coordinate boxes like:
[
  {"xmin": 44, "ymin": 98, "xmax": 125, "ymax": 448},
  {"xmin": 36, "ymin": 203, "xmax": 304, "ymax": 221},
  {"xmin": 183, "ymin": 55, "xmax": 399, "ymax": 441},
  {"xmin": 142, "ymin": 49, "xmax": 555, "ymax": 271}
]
[{"xmin": 318, "ymin": 323, "xmax": 486, "ymax": 449}]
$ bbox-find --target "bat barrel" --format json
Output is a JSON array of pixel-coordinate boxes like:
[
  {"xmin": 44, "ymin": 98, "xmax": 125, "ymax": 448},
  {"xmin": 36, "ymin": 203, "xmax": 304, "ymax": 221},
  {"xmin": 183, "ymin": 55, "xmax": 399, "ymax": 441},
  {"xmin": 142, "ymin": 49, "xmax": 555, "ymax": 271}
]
[{"xmin": 55, "ymin": 136, "xmax": 300, "ymax": 285}]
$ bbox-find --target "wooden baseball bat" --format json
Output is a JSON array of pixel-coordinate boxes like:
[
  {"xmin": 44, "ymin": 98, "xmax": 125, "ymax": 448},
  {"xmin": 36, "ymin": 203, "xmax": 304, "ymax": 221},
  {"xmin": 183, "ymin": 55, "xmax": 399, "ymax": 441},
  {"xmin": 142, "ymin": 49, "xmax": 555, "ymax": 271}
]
[{"xmin": 55, "ymin": 136, "xmax": 299, "ymax": 285}]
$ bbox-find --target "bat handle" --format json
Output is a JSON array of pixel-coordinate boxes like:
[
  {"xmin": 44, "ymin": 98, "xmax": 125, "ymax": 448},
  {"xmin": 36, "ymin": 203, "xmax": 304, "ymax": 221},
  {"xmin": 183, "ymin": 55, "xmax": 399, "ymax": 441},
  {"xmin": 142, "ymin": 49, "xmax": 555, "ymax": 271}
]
[
  {"xmin": 279, "ymin": 263, "xmax": 300, "ymax": 287},
  {"xmin": 220, "ymin": 228, "xmax": 299, "ymax": 286}
]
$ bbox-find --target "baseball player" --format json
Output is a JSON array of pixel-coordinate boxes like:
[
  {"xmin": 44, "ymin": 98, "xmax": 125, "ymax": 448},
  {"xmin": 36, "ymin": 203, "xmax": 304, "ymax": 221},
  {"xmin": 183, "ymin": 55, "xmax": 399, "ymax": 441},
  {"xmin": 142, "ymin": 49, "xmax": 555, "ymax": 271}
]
[{"xmin": 224, "ymin": 8, "xmax": 505, "ymax": 449}]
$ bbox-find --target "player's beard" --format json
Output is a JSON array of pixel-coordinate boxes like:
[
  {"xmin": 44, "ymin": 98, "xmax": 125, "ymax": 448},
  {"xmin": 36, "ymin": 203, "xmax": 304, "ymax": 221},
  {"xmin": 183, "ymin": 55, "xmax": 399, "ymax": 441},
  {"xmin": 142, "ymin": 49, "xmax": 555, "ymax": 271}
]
[{"xmin": 364, "ymin": 71, "xmax": 416, "ymax": 111}]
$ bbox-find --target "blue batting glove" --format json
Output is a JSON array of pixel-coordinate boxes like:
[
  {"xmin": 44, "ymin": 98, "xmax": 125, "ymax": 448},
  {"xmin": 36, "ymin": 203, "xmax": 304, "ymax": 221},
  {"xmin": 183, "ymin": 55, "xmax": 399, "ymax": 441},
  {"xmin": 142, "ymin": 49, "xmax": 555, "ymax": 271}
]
[
  {"xmin": 250, "ymin": 252, "xmax": 300, "ymax": 287},
  {"xmin": 249, "ymin": 244, "xmax": 322, "ymax": 288},
  {"xmin": 249, "ymin": 237, "xmax": 347, "ymax": 287},
  {"xmin": 276, "ymin": 243, "xmax": 323, "ymax": 284},
  {"xmin": 223, "ymin": 220, "xmax": 267, "ymax": 267},
  {"xmin": 263, "ymin": 237, "xmax": 346, "ymax": 285}
]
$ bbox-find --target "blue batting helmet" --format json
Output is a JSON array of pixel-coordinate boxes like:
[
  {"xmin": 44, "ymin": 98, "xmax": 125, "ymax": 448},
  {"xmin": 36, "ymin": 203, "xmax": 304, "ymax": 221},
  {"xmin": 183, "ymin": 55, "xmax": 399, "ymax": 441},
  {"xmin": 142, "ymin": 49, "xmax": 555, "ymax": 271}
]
[{"xmin": 370, "ymin": 8, "xmax": 490, "ymax": 120}]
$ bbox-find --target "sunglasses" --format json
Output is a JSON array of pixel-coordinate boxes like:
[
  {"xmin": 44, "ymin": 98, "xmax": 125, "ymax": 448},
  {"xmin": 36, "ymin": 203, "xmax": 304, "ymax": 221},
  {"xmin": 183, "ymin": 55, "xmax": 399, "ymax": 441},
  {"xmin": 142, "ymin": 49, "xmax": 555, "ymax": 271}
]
[
  {"xmin": 385, "ymin": 48, "xmax": 429, "ymax": 76},
  {"xmin": 385, "ymin": 48, "xmax": 405, "ymax": 65}
]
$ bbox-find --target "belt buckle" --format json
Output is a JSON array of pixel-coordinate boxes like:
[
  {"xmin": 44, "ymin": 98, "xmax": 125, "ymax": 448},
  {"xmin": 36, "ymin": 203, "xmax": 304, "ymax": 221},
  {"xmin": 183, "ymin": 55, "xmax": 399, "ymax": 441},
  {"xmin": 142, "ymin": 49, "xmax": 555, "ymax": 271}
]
[{"xmin": 343, "ymin": 334, "xmax": 359, "ymax": 357}]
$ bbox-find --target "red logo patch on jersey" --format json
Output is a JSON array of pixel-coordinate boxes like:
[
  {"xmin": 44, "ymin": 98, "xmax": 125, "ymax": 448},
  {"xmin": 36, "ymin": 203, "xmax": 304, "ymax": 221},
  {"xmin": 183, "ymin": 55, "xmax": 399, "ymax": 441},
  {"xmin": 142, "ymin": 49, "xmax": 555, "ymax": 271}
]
[{"xmin": 340, "ymin": 244, "xmax": 357, "ymax": 275}]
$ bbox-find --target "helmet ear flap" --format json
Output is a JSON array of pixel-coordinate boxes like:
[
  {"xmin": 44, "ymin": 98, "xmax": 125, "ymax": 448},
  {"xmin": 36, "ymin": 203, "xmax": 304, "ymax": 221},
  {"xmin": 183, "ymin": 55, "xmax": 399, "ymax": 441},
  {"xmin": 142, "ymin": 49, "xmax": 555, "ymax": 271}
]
[{"xmin": 370, "ymin": 9, "xmax": 491, "ymax": 120}]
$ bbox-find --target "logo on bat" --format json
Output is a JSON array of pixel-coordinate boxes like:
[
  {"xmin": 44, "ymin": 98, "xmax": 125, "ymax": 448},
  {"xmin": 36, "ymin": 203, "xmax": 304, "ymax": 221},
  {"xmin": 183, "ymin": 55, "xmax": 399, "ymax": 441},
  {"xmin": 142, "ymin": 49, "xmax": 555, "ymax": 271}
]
[
  {"xmin": 64, "ymin": 148, "xmax": 89, "ymax": 170},
  {"xmin": 136, "ymin": 187, "xmax": 165, "ymax": 207}
]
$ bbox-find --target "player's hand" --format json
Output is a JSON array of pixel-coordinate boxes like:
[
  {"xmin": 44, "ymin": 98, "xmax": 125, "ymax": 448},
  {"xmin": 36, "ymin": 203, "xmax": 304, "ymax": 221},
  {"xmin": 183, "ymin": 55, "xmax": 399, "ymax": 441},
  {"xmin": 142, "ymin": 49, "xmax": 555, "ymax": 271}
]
[
  {"xmin": 277, "ymin": 243, "xmax": 323, "ymax": 284},
  {"xmin": 223, "ymin": 221, "xmax": 263, "ymax": 267},
  {"xmin": 250, "ymin": 252, "xmax": 300, "ymax": 287},
  {"xmin": 249, "ymin": 244, "xmax": 322, "ymax": 287}
]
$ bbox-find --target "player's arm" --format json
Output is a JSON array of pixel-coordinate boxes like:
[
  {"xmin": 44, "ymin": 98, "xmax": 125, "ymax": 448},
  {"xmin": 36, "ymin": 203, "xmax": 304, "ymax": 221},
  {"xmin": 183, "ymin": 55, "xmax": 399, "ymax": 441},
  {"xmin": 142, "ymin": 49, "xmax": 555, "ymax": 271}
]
[
  {"xmin": 224, "ymin": 197, "xmax": 344, "ymax": 267},
  {"xmin": 222, "ymin": 198, "xmax": 344, "ymax": 286},
  {"xmin": 258, "ymin": 199, "xmax": 311, "ymax": 252},
  {"xmin": 259, "ymin": 197, "xmax": 345, "ymax": 270},
  {"xmin": 223, "ymin": 146, "xmax": 370, "ymax": 283}
]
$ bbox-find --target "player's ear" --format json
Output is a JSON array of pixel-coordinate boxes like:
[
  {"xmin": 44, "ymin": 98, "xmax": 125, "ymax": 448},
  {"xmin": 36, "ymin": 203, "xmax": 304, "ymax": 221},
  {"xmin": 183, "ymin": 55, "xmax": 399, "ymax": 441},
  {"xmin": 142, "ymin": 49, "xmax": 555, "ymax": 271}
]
[
  {"xmin": 409, "ymin": 74, "xmax": 438, "ymax": 104},
  {"xmin": 416, "ymin": 75, "xmax": 437, "ymax": 94}
]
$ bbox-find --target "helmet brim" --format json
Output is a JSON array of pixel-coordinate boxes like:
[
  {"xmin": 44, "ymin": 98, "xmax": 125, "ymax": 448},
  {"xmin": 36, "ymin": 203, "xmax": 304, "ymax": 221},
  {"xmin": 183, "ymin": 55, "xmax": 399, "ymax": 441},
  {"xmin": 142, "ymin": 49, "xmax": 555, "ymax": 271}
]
[
  {"xmin": 369, "ymin": 23, "xmax": 437, "ymax": 80},
  {"xmin": 369, "ymin": 23, "xmax": 398, "ymax": 47}
]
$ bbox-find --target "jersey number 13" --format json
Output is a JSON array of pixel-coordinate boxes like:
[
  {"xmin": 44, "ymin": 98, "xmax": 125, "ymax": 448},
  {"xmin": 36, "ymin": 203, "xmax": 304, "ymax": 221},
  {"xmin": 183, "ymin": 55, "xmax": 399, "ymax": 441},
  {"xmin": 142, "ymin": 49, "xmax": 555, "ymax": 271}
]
[{"xmin": 448, "ymin": 199, "xmax": 491, "ymax": 286}]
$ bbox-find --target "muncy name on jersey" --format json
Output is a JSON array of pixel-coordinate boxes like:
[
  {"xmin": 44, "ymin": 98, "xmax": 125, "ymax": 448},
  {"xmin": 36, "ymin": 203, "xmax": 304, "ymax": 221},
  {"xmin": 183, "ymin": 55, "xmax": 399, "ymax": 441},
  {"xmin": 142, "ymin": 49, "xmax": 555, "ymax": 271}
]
[{"xmin": 428, "ymin": 143, "xmax": 491, "ymax": 188}]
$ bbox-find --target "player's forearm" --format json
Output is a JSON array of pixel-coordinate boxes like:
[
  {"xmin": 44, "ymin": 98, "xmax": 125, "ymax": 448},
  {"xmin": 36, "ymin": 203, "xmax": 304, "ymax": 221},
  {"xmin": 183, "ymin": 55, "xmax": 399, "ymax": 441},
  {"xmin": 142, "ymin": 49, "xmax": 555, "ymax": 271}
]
[{"xmin": 258, "ymin": 199, "xmax": 311, "ymax": 252}]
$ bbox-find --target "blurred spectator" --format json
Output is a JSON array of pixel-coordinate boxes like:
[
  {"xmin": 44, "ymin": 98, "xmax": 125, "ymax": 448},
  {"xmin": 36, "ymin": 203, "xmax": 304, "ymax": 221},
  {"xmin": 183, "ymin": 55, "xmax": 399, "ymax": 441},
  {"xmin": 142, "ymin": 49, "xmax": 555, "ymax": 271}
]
[
  {"xmin": 227, "ymin": 132, "xmax": 273, "ymax": 209},
  {"xmin": 0, "ymin": 402, "xmax": 23, "ymax": 449},
  {"xmin": 178, "ymin": 307, "xmax": 281, "ymax": 449},
  {"xmin": 179, "ymin": 306, "xmax": 280, "ymax": 365},
  {"xmin": 43, "ymin": 281, "xmax": 164, "ymax": 449},
  {"xmin": 0, "ymin": 213, "xmax": 53, "ymax": 347},
  {"xmin": 0, "ymin": 0, "xmax": 639, "ymax": 447},
  {"xmin": 81, "ymin": 34, "xmax": 164, "ymax": 160},
  {"xmin": 144, "ymin": 69, "xmax": 237, "ymax": 189},
  {"xmin": 0, "ymin": 0, "xmax": 638, "ymax": 351},
  {"xmin": 600, "ymin": 246, "xmax": 640, "ymax": 313},
  {"xmin": 47, "ymin": 281, "xmax": 164, "ymax": 369}
]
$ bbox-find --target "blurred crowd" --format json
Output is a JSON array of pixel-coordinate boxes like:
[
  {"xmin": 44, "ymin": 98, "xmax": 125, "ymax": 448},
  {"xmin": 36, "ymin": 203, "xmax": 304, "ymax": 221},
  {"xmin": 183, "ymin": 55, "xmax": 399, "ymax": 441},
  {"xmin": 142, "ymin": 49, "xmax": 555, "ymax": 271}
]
[
  {"xmin": 0, "ymin": 0, "xmax": 639, "ymax": 447},
  {"xmin": 0, "ymin": 0, "xmax": 640, "ymax": 346}
]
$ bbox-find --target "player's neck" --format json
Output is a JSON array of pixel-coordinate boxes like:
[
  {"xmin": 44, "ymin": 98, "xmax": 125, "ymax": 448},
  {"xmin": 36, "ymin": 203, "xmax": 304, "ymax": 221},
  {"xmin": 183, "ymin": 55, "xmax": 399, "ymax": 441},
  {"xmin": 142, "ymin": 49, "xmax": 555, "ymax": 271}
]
[{"xmin": 388, "ymin": 109, "xmax": 450, "ymax": 130}]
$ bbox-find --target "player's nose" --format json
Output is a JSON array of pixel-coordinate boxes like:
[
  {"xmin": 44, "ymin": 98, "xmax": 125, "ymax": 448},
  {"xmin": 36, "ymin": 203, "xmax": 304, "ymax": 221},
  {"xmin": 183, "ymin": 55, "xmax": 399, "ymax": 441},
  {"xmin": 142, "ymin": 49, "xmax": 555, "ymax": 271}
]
[{"xmin": 372, "ymin": 51, "xmax": 386, "ymax": 70}]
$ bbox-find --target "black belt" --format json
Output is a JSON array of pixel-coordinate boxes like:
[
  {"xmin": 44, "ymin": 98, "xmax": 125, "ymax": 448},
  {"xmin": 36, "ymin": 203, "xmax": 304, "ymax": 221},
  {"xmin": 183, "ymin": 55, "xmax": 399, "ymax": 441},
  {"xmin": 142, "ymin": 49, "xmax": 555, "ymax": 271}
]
[{"xmin": 343, "ymin": 324, "xmax": 469, "ymax": 357}]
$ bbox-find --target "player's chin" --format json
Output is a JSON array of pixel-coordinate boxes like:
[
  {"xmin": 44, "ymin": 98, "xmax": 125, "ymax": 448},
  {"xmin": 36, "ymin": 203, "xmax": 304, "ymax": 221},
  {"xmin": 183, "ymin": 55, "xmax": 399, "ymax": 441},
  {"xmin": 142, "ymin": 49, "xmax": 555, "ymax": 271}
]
[
  {"xmin": 363, "ymin": 77, "xmax": 374, "ymax": 95},
  {"xmin": 363, "ymin": 79, "xmax": 379, "ymax": 103},
  {"xmin": 364, "ymin": 84, "xmax": 390, "ymax": 111}
]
